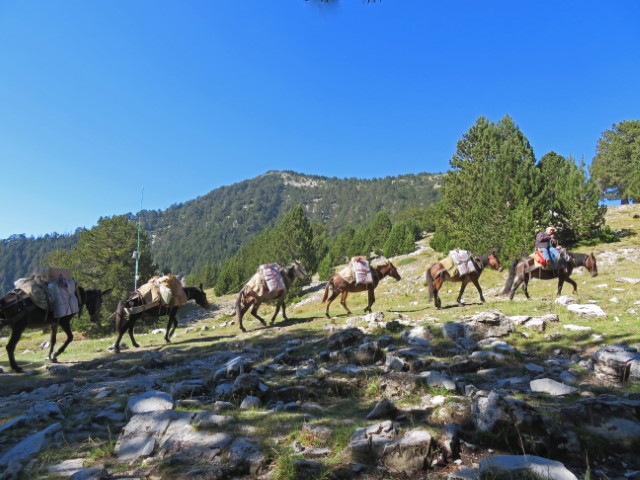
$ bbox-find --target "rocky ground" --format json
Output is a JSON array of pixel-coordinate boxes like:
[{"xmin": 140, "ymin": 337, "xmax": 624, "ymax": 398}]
[{"xmin": 1, "ymin": 206, "xmax": 640, "ymax": 480}]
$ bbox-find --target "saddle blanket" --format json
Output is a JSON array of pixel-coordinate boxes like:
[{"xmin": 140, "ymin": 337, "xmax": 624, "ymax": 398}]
[
  {"xmin": 48, "ymin": 276, "xmax": 79, "ymax": 318},
  {"xmin": 14, "ymin": 267, "xmax": 79, "ymax": 317},
  {"xmin": 246, "ymin": 264, "xmax": 284, "ymax": 297},
  {"xmin": 526, "ymin": 250, "xmax": 567, "ymax": 272},
  {"xmin": 520, "ymin": 256, "xmax": 541, "ymax": 274},
  {"xmin": 136, "ymin": 274, "xmax": 187, "ymax": 308},
  {"xmin": 449, "ymin": 249, "xmax": 476, "ymax": 276},
  {"xmin": 260, "ymin": 264, "xmax": 285, "ymax": 292},
  {"xmin": 14, "ymin": 277, "xmax": 51, "ymax": 310},
  {"xmin": 338, "ymin": 256, "xmax": 373, "ymax": 285}
]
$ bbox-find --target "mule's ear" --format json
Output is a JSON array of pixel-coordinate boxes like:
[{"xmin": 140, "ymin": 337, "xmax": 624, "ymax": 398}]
[
  {"xmin": 200, "ymin": 283, "xmax": 204, "ymax": 291},
  {"xmin": 102, "ymin": 288, "xmax": 113, "ymax": 296}
]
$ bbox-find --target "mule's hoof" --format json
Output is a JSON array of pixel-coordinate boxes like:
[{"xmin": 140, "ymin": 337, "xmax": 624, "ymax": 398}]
[{"xmin": 240, "ymin": 327, "xmax": 247, "ymax": 333}]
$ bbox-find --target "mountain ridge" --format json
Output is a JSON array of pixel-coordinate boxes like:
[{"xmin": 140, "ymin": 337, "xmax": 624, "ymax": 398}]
[{"xmin": 0, "ymin": 170, "xmax": 442, "ymax": 293}]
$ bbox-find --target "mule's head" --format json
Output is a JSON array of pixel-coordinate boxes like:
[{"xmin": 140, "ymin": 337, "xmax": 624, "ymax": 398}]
[
  {"xmin": 191, "ymin": 284, "xmax": 211, "ymax": 309},
  {"xmin": 85, "ymin": 288, "xmax": 112, "ymax": 323},
  {"xmin": 383, "ymin": 261, "xmax": 402, "ymax": 281},
  {"xmin": 292, "ymin": 260, "xmax": 309, "ymax": 282},
  {"xmin": 488, "ymin": 251, "xmax": 503, "ymax": 272},
  {"xmin": 586, "ymin": 252, "xmax": 598, "ymax": 277}
]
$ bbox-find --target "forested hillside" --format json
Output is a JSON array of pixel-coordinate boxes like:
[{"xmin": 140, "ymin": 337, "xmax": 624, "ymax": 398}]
[
  {"xmin": 0, "ymin": 171, "xmax": 441, "ymax": 293},
  {"xmin": 0, "ymin": 232, "xmax": 80, "ymax": 295},
  {"xmin": 145, "ymin": 171, "xmax": 441, "ymax": 275}
]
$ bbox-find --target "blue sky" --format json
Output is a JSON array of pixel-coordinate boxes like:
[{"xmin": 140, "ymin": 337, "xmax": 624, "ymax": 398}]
[{"xmin": 1, "ymin": 1, "xmax": 638, "ymax": 238}]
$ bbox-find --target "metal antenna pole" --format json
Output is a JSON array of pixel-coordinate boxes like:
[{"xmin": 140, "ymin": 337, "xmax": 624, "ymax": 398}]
[{"xmin": 134, "ymin": 186, "xmax": 144, "ymax": 290}]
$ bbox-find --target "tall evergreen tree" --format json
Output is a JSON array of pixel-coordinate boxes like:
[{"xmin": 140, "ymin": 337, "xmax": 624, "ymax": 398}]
[
  {"xmin": 47, "ymin": 216, "xmax": 157, "ymax": 313},
  {"xmin": 590, "ymin": 120, "xmax": 640, "ymax": 204},
  {"xmin": 431, "ymin": 115, "xmax": 540, "ymax": 260},
  {"xmin": 367, "ymin": 211, "xmax": 392, "ymax": 255}
]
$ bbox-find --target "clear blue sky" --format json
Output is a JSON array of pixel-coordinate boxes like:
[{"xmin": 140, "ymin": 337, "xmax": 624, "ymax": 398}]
[{"xmin": 1, "ymin": 1, "xmax": 638, "ymax": 239}]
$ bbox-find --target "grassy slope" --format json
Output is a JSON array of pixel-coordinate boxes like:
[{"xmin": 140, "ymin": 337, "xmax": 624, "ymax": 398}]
[
  {"xmin": 3, "ymin": 204, "xmax": 639, "ymax": 386},
  {"xmin": 1, "ymin": 204, "xmax": 639, "ymax": 477}
]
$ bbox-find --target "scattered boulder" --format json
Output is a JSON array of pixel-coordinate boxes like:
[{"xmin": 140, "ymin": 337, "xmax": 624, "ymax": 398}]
[{"xmin": 480, "ymin": 455, "xmax": 578, "ymax": 480}]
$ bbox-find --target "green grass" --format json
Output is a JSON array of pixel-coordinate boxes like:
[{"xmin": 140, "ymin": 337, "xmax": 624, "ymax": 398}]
[{"xmin": 2, "ymin": 204, "xmax": 640, "ymax": 478}]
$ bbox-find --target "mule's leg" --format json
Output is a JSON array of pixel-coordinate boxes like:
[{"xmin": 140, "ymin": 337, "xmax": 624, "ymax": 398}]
[
  {"xmin": 114, "ymin": 325, "xmax": 126, "ymax": 353},
  {"xmin": 164, "ymin": 316, "xmax": 173, "ymax": 343},
  {"xmin": 471, "ymin": 278, "xmax": 485, "ymax": 304},
  {"xmin": 48, "ymin": 323, "xmax": 59, "ymax": 362},
  {"xmin": 560, "ymin": 275, "xmax": 577, "ymax": 295},
  {"xmin": 165, "ymin": 308, "xmax": 178, "ymax": 343},
  {"xmin": 521, "ymin": 277, "xmax": 531, "ymax": 299},
  {"xmin": 6, "ymin": 322, "xmax": 27, "ymax": 373},
  {"xmin": 270, "ymin": 298, "xmax": 282, "ymax": 326},
  {"xmin": 250, "ymin": 302, "xmax": 267, "ymax": 327},
  {"xmin": 127, "ymin": 317, "xmax": 140, "ymax": 348},
  {"xmin": 339, "ymin": 291, "xmax": 352, "ymax": 315},
  {"xmin": 238, "ymin": 304, "xmax": 251, "ymax": 332},
  {"xmin": 168, "ymin": 307, "xmax": 179, "ymax": 338},
  {"xmin": 433, "ymin": 277, "xmax": 442, "ymax": 309},
  {"xmin": 324, "ymin": 290, "xmax": 341, "ymax": 318},
  {"xmin": 509, "ymin": 278, "xmax": 523, "ymax": 300},
  {"xmin": 364, "ymin": 286, "xmax": 375, "ymax": 313},
  {"xmin": 53, "ymin": 317, "xmax": 74, "ymax": 361},
  {"xmin": 456, "ymin": 281, "xmax": 468, "ymax": 306}
]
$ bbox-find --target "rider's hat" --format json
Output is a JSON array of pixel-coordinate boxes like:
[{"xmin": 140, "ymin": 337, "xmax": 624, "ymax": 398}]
[{"xmin": 546, "ymin": 226, "xmax": 556, "ymax": 233}]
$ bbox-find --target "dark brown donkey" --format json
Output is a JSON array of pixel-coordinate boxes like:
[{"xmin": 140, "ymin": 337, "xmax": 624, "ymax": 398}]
[
  {"xmin": 321, "ymin": 260, "xmax": 401, "ymax": 317},
  {"xmin": 0, "ymin": 286, "xmax": 110, "ymax": 372},
  {"xmin": 114, "ymin": 285, "xmax": 210, "ymax": 353},
  {"xmin": 426, "ymin": 252, "xmax": 502, "ymax": 309}
]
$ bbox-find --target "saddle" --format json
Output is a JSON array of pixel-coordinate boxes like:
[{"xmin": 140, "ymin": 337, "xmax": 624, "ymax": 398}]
[{"xmin": 0, "ymin": 289, "xmax": 37, "ymax": 321}]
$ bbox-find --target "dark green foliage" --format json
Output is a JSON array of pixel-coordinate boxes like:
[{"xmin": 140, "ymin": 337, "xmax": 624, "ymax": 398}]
[
  {"xmin": 590, "ymin": 120, "xmax": 640, "ymax": 204},
  {"xmin": 383, "ymin": 221, "xmax": 417, "ymax": 257},
  {"xmin": 46, "ymin": 216, "xmax": 157, "ymax": 314},
  {"xmin": 431, "ymin": 116, "xmax": 605, "ymax": 260},
  {"xmin": 432, "ymin": 115, "xmax": 539, "ymax": 259},
  {"xmin": 146, "ymin": 171, "xmax": 440, "ymax": 276},
  {"xmin": 214, "ymin": 206, "xmax": 315, "ymax": 296},
  {"xmin": 366, "ymin": 212, "xmax": 393, "ymax": 255}
]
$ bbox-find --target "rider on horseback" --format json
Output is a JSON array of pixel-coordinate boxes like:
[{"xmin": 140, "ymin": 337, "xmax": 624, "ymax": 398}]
[{"xmin": 535, "ymin": 226, "xmax": 561, "ymax": 268}]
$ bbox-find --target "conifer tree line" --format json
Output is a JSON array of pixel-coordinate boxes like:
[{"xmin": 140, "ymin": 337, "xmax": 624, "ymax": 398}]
[{"xmin": 2, "ymin": 115, "xmax": 636, "ymax": 310}]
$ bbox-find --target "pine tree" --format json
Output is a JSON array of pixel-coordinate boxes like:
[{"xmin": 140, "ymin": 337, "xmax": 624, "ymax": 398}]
[
  {"xmin": 590, "ymin": 120, "xmax": 640, "ymax": 203},
  {"xmin": 383, "ymin": 222, "xmax": 416, "ymax": 257},
  {"xmin": 46, "ymin": 216, "xmax": 157, "ymax": 314},
  {"xmin": 432, "ymin": 115, "xmax": 540, "ymax": 260}
]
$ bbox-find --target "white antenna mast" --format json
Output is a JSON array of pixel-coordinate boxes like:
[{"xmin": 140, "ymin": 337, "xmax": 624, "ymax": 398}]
[{"xmin": 134, "ymin": 186, "xmax": 144, "ymax": 290}]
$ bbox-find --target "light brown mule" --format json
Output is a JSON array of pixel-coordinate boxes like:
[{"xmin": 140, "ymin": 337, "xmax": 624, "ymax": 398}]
[
  {"xmin": 321, "ymin": 260, "xmax": 401, "ymax": 317},
  {"xmin": 426, "ymin": 252, "xmax": 502, "ymax": 309}
]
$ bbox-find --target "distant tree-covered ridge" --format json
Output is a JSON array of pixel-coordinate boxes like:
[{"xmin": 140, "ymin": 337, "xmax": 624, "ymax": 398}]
[
  {"xmin": 0, "ymin": 232, "xmax": 80, "ymax": 297},
  {"xmin": 0, "ymin": 171, "xmax": 441, "ymax": 293},
  {"xmin": 144, "ymin": 171, "xmax": 441, "ymax": 276}
]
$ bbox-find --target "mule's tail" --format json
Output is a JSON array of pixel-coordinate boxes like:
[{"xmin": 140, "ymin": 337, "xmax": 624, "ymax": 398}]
[
  {"xmin": 321, "ymin": 280, "xmax": 333, "ymax": 304},
  {"xmin": 499, "ymin": 259, "xmax": 519, "ymax": 296},
  {"xmin": 426, "ymin": 268, "xmax": 435, "ymax": 302},
  {"xmin": 115, "ymin": 301, "xmax": 124, "ymax": 334}
]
